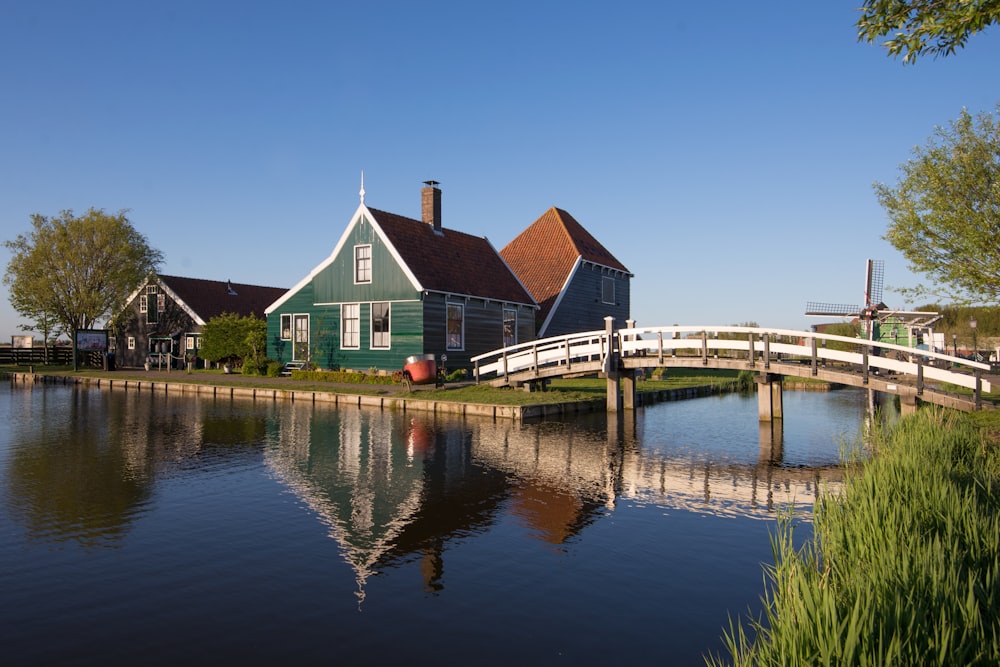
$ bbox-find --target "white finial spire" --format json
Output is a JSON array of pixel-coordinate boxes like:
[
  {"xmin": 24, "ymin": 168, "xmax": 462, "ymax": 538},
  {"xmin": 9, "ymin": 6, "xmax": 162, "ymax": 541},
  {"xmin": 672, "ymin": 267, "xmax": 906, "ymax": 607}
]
[{"xmin": 359, "ymin": 171, "xmax": 366, "ymax": 204}]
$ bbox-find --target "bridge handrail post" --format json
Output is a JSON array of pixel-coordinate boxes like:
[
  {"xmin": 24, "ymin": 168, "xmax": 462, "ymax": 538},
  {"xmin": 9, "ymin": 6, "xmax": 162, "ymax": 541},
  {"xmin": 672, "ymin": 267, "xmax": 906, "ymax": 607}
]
[
  {"xmin": 811, "ymin": 337, "xmax": 818, "ymax": 376},
  {"xmin": 763, "ymin": 335, "xmax": 770, "ymax": 370},
  {"xmin": 657, "ymin": 331, "xmax": 664, "ymax": 366},
  {"xmin": 862, "ymin": 344, "xmax": 869, "ymax": 384},
  {"xmin": 748, "ymin": 333, "xmax": 755, "ymax": 368},
  {"xmin": 975, "ymin": 369, "xmax": 982, "ymax": 410},
  {"xmin": 916, "ymin": 355, "xmax": 923, "ymax": 395},
  {"xmin": 502, "ymin": 349, "xmax": 508, "ymax": 378},
  {"xmin": 701, "ymin": 331, "xmax": 708, "ymax": 366},
  {"xmin": 533, "ymin": 343, "xmax": 539, "ymax": 377},
  {"xmin": 565, "ymin": 339, "xmax": 571, "ymax": 370},
  {"xmin": 474, "ymin": 359, "xmax": 480, "ymax": 385}
]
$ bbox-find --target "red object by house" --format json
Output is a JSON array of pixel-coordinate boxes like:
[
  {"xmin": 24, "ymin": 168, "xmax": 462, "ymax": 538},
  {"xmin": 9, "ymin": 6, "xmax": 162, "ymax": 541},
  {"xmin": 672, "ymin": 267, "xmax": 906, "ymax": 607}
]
[{"xmin": 404, "ymin": 354, "xmax": 437, "ymax": 384}]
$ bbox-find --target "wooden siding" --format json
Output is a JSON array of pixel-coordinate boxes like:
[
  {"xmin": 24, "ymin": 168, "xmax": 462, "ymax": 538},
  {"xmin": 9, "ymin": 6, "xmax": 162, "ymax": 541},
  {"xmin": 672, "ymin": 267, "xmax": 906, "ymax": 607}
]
[
  {"xmin": 422, "ymin": 294, "xmax": 536, "ymax": 371},
  {"xmin": 115, "ymin": 286, "xmax": 200, "ymax": 369},
  {"xmin": 312, "ymin": 214, "xmax": 419, "ymax": 304},
  {"xmin": 544, "ymin": 264, "xmax": 630, "ymax": 336},
  {"xmin": 266, "ymin": 283, "xmax": 314, "ymax": 364}
]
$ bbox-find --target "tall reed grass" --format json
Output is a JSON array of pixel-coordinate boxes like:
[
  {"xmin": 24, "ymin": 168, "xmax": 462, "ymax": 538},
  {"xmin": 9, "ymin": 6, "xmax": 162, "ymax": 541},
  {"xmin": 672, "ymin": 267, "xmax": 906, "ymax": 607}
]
[{"xmin": 708, "ymin": 408, "xmax": 1000, "ymax": 666}]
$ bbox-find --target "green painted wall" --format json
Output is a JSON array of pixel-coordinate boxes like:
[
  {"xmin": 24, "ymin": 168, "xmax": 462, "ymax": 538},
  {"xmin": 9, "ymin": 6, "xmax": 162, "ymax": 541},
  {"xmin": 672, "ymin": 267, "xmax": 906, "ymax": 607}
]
[
  {"xmin": 313, "ymin": 215, "xmax": 419, "ymax": 304},
  {"xmin": 267, "ymin": 212, "xmax": 537, "ymax": 373}
]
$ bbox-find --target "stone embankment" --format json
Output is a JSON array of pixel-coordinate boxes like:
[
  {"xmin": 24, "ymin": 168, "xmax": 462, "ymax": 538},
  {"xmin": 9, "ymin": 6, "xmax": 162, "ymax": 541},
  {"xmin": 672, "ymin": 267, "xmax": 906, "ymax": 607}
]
[{"xmin": 4, "ymin": 370, "xmax": 740, "ymax": 421}]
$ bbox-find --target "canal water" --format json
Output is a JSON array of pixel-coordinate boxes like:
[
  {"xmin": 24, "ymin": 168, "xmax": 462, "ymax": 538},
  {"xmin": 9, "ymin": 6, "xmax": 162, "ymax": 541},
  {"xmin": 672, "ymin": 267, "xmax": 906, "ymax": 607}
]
[{"xmin": 0, "ymin": 382, "xmax": 867, "ymax": 666}]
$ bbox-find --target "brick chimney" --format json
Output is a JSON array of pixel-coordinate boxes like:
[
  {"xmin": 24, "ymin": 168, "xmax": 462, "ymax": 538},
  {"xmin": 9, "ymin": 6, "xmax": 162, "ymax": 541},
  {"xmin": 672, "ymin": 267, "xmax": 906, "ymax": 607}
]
[{"xmin": 422, "ymin": 180, "xmax": 441, "ymax": 231}]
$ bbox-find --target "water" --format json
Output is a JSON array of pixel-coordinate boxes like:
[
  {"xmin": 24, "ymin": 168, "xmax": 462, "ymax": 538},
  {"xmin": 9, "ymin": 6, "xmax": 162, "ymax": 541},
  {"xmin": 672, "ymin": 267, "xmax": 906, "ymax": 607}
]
[{"xmin": 0, "ymin": 382, "xmax": 867, "ymax": 666}]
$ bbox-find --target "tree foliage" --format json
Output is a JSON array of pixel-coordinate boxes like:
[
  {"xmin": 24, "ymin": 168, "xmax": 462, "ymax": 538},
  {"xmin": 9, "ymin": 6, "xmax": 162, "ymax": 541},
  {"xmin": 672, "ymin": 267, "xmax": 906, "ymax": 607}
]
[
  {"xmin": 198, "ymin": 313, "xmax": 267, "ymax": 368},
  {"xmin": 875, "ymin": 105, "xmax": 1000, "ymax": 305},
  {"xmin": 3, "ymin": 208, "xmax": 163, "ymax": 335},
  {"xmin": 857, "ymin": 0, "xmax": 1000, "ymax": 63}
]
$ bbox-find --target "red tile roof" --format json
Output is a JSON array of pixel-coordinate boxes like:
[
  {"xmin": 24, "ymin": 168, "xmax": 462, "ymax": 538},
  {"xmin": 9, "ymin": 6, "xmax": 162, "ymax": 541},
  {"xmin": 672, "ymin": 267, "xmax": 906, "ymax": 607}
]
[
  {"xmin": 368, "ymin": 208, "xmax": 535, "ymax": 306},
  {"xmin": 500, "ymin": 207, "xmax": 629, "ymax": 327},
  {"xmin": 159, "ymin": 275, "xmax": 287, "ymax": 322}
]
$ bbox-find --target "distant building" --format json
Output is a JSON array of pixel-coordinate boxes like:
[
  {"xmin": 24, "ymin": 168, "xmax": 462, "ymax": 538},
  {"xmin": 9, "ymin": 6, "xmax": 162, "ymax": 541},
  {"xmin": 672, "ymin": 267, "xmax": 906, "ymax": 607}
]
[
  {"xmin": 115, "ymin": 274, "xmax": 287, "ymax": 368},
  {"xmin": 501, "ymin": 207, "xmax": 631, "ymax": 338}
]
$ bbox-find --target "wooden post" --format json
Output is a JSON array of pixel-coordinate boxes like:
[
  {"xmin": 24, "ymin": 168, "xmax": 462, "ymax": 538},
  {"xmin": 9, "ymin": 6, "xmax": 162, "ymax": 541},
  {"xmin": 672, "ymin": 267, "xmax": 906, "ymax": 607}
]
[
  {"xmin": 604, "ymin": 316, "xmax": 621, "ymax": 413},
  {"xmin": 756, "ymin": 372, "xmax": 783, "ymax": 422}
]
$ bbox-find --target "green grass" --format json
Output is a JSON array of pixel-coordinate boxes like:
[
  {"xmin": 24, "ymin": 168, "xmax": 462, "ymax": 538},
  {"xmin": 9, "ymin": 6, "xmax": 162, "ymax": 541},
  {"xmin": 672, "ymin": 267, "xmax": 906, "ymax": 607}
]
[{"xmin": 709, "ymin": 408, "xmax": 1000, "ymax": 666}]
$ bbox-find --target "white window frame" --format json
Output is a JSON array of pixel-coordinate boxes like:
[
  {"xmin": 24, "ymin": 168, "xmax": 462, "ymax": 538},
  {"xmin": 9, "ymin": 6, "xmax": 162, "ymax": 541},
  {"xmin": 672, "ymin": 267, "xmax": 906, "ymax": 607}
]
[
  {"xmin": 354, "ymin": 244, "xmax": 372, "ymax": 284},
  {"xmin": 447, "ymin": 303, "xmax": 464, "ymax": 351},
  {"xmin": 293, "ymin": 314, "xmax": 310, "ymax": 361},
  {"xmin": 602, "ymin": 276, "xmax": 615, "ymax": 305},
  {"xmin": 127, "ymin": 336, "xmax": 136, "ymax": 350},
  {"xmin": 280, "ymin": 314, "xmax": 292, "ymax": 341},
  {"xmin": 342, "ymin": 303, "xmax": 360, "ymax": 349},
  {"xmin": 371, "ymin": 302, "xmax": 390, "ymax": 349},
  {"xmin": 139, "ymin": 295, "xmax": 148, "ymax": 314}
]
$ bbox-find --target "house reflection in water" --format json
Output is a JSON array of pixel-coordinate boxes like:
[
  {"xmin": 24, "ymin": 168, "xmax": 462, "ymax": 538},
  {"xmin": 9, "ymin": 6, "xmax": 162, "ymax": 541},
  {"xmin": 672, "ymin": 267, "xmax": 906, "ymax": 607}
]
[{"xmin": 264, "ymin": 405, "xmax": 843, "ymax": 602}]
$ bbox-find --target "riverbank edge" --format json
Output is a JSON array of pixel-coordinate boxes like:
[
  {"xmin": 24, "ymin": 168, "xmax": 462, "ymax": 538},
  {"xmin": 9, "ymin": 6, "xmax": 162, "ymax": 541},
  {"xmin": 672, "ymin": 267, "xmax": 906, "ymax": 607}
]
[
  {"xmin": 4, "ymin": 371, "xmax": 741, "ymax": 421},
  {"xmin": 710, "ymin": 409, "xmax": 1000, "ymax": 665}
]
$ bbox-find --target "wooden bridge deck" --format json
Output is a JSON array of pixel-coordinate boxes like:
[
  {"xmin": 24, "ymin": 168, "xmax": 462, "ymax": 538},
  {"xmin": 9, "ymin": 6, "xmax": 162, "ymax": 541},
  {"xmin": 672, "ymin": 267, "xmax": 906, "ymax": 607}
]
[{"xmin": 472, "ymin": 325, "xmax": 994, "ymax": 412}]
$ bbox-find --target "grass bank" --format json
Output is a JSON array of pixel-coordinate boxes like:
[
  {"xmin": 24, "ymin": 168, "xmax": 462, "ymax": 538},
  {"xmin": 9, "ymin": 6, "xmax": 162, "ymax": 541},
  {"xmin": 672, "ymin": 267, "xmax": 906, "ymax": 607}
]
[{"xmin": 709, "ymin": 408, "xmax": 1000, "ymax": 666}]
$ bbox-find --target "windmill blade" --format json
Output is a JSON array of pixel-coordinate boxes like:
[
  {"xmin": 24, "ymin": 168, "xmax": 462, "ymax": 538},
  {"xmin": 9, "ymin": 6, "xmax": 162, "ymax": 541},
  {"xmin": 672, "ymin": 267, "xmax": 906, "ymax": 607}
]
[
  {"xmin": 805, "ymin": 302, "xmax": 861, "ymax": 317},
  {"xmin": 865, "ymin": 259, "xmax": 884, "ymax": 307}
]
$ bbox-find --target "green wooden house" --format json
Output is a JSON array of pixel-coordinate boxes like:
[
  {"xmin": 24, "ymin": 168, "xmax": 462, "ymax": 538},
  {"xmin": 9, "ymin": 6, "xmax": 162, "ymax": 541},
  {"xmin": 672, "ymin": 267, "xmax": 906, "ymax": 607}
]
[{"xmin": 264, "ymin": 181, "xmax": 537, "ymax": 374}]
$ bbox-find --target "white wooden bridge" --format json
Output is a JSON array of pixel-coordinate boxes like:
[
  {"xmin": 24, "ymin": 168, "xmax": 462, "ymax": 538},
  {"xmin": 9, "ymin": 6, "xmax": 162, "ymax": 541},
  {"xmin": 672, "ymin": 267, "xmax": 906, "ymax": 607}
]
[{"xmin": 472, "ymin": 319, "xmax": 993, "ymax": 417}]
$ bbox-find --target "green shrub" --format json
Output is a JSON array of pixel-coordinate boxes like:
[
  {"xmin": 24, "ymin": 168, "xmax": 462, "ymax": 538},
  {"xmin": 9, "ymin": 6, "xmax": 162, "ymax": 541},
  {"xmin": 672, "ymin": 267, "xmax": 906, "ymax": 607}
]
[{"xmin": 265, "ymin": 360, "xmax": 283, "ymax": 377}]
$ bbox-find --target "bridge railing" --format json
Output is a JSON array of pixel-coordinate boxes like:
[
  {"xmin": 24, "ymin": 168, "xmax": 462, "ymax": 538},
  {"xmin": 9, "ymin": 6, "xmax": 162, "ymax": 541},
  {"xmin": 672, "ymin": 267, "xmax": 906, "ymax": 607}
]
[{"xmin": 473, "ymin": 325, "xmax": 992, "ymax": 394}]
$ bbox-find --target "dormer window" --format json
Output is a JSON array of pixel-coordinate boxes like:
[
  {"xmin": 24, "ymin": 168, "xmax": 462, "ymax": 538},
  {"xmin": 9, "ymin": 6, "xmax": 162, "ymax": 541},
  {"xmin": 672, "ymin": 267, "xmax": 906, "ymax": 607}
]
[{"xmin": 355, "ymin": 245, "xmax": 372, "ymax": 284}]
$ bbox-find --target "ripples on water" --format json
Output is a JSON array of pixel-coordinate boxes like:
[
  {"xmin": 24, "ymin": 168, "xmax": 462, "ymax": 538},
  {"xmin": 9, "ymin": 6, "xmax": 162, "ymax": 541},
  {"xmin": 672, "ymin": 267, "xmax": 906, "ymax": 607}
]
[{"xmin": 0, "ymin": 382, "xmax": 866, "ymax": 666}]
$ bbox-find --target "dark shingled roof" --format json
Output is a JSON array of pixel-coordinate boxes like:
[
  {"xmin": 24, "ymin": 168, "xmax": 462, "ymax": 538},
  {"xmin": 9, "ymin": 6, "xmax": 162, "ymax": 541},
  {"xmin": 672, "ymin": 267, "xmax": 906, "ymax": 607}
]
[
  {"xmin": 367, "ymin": 208, "xmax": 535, "ymax": 306},
  {"xmin": 500, "ymin": 207, "xmax": 629, "ymax": 328},
  {"xmin": 158, "ymin": 275, "xmax": 288, "ymax": 322}
]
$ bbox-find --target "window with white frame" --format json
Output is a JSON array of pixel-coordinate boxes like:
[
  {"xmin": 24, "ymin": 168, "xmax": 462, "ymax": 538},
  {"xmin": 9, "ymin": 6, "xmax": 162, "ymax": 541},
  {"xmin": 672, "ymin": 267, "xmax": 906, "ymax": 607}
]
[
  {"xmin": 447, "ymin": 303, "xmax": 464, "ymax": 350},
  {"xmin": 503, "ymin": 308, "xmax": 517, "ymax": 348},
  {"xmin": 354, "ymin": 245, "xmax": 372, "ymax": 283},
  {"xmin": 602, "ymin": 276, "xmax": 615, "ymax": 305},
  {"xmin": 280, "ymin": 314, "xmax": 291, "ymax": 340},
  {"xmin": 371, "ymin": 302, "xmax": 390, "ymax": 349},
  {"xmin": 127, "ymin": 337, "xmax": 136, "ymax": 350},
  {"xmin": 342, "ymin": 303, "xmax": 360, "ymax": 349}
]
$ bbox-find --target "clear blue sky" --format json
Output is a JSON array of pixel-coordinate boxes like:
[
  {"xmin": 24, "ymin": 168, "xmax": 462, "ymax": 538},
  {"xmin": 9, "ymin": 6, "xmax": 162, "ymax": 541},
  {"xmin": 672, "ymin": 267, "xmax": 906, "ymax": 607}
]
[{"xmin": 2, "ymin": 1, "xmax": 998, "ymax": 339}]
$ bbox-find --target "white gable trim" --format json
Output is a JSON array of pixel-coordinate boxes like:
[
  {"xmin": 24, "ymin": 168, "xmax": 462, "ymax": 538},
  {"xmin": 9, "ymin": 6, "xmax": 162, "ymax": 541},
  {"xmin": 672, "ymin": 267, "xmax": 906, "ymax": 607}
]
[
  {"xmin": 265, "ymin": 203, "xmax": 425, "ymax": 314},
  {"xmin": 121, "ymin": 275, "xmax": 203, "ymax": 325},
  {"xmin": 537, "ymin": 256, "xmax": 582, "ymax": 339},
  {"xmin": 158, "ymin": 280, "xmax": 203, "ymax": 325}
]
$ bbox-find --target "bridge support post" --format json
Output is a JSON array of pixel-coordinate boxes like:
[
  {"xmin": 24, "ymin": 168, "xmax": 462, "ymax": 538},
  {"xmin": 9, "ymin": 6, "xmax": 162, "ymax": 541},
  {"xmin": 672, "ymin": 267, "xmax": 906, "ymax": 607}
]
[
  {"xmin": 622, "ymin": 369, "xmax": 637, "ymax": 409},
  {"xmin": 756, "ymin": 372, "xmax": 783, "ymax": 422},
  {"xmin": 604, "ymin": 316, "xmax": 622, "ymax": 413},
  {"xmin": 899, "ymin": 390, "xmax": 919, "ymax": 416}
]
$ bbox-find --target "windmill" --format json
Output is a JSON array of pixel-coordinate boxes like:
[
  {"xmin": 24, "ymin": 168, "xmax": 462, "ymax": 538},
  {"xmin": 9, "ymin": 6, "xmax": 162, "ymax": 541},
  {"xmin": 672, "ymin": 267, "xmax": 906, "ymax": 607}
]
[{"xmin": 806, "ymin": 260, "xmax": 942, "ymax": 349}]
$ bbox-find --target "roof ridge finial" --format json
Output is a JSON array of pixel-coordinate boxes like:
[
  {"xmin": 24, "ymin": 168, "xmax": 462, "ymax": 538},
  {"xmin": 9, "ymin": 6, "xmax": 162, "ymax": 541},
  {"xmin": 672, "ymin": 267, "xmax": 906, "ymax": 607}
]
[{"xmin": 359, "ymin": 170, "xmax": 366, "ymax": 204}]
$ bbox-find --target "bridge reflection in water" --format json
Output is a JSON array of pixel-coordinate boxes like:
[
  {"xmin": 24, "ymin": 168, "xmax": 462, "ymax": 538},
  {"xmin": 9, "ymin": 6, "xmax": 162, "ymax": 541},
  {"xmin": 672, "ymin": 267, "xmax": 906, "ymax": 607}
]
[{"xmin": 265, "ymin": 397, "xmax": 850, "ymax": 599}]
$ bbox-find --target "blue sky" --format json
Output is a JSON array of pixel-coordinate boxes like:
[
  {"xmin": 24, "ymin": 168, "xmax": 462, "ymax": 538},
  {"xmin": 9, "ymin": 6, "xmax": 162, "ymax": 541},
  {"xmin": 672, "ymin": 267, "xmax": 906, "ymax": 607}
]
[{"xmin": 2, "ymin": 1, "xmax": 998, "ymax": 339}]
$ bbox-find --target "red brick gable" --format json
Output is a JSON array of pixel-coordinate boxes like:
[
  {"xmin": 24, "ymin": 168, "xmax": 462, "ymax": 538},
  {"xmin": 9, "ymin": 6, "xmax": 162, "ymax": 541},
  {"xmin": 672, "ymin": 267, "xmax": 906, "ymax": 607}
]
[
  {"xmin": 367, "ymin": 208, "xmax": 534, "ymax": 306},
  {"xmin": 500, "ymin": 207, "xmax": 629, "ymax": 329},
  {"xmin": 159, "ymin": 275, "xmax": 287, "ymax": 322}
]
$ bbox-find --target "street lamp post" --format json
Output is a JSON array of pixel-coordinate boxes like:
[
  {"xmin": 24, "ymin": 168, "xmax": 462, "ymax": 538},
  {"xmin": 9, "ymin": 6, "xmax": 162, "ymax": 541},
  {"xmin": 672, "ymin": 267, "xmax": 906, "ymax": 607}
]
[{"xmin": 970, "ymin": 317, "xmax": 978, "ymax": 361}]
